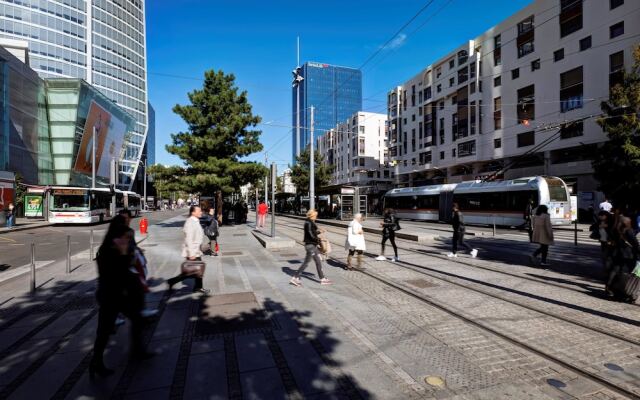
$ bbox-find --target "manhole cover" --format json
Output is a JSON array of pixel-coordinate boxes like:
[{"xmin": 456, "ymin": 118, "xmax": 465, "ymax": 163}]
[
  {"xmin": 233, "ymin": 234, "xmax": 247, "ymax": 237},
  {"xmin": 405, "ymin": 279, "xmax": 437, "ymax": 288},
  {"xmin": 604, "ymin": 363, "xmax": 624, "ymax": 371},
  {"xmin": 425, "ymin": 376, "xmax": 445, "ymax": 388},
  {"xmin": 195, "ymin": 292, "xmax": 271, "ymax": 336},
  {"xmin": 546, "ymin": 379, "xmax": 566, "ymax": 388},
  {"xmin": 222, "ymin": 251, "xmax": 243, "ymax": 256}
]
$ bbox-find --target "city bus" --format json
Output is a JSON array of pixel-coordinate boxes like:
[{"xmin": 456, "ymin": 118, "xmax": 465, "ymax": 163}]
[
  {"xmin": 124, "ymin": 191, "xmax": 142, "ymax": 216},
  {"xmin": 48, "ymin": 187, "xmax": 134, "ymax": 224}
]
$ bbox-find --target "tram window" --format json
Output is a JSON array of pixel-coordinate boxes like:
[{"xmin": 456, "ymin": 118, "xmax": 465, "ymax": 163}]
[{"xmin": 417, "ymin": 195, "xmax": 438, "ymax": 209}]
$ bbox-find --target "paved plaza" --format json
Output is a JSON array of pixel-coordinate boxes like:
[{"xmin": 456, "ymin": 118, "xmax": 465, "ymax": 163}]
[{"xmin": 0, "ymin": 211, "xmax": 638, "ymax": 399}]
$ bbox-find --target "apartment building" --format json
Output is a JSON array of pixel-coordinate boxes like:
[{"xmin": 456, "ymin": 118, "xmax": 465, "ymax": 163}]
[
  {"xmin": 387, "ymin": 0, "xmax": 638, "ymax": 204},
  {"xmin": 317, "ymin": 111, "xmax": 391, "ymax": 189}
]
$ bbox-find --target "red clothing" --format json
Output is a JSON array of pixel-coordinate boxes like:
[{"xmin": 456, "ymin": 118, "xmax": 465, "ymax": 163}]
[{"xmin": 258, "ymin": 203, "xmax": 268, "ymax": 215}]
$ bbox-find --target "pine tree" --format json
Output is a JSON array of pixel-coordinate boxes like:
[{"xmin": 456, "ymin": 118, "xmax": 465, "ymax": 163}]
[
  {"xmin": 289, "ymin": 148, "xmax": 334, "ymax": 194},
  {"xmin": 593, "ymin": 45, "xmax": 640, "ymax": 209},
  {"xmin": 160, "ymin": 70, "xmax": 267, "ymax": 194}
]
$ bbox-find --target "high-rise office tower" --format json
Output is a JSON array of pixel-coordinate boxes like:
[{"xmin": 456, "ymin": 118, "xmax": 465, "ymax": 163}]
[
  {"xmin": 292, "ymin": 61, "xmax": 362, "ymax": 163},
  {"xmin": 0, "ymin": 0, "xmax": 148, "ymax": 188}
]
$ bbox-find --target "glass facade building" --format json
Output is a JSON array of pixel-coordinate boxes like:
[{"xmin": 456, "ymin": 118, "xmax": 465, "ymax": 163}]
[
  {"xmin": 146, "ymin": 101, "xmax": 154, "ymax": 165},
  {"xmin": 0, "ymin": 0, "xmax": 148, "ymax": 188},
  {"xmin": 292, "ymin": 62, "xmax": 362, "ymax": 163},
  {"xmin": 0, "ymin": 44, "xmax": 53, "ymax": 185}
]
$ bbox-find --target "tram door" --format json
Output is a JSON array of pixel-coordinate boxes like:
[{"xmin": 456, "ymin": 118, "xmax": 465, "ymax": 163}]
[{"xmin": 439, "ymin": 190, "xmax": 454, "ymax": 222}]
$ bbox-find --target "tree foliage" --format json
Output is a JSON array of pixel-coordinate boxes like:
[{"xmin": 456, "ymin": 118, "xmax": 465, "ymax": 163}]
[
  {"xmin": 290, "ymin": 148, "xmax": 334, "ymax": 194},
  {"xmin": 159, "ymin": 70, "xmax": 267, "ymax": 194},
  {"xmin": 593, "ymin": 45, "xmax": 640, "ymax": 208}
]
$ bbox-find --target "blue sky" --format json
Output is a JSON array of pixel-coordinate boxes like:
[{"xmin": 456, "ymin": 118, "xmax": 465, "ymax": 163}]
[{"xmin": 147, "ymin": 0, "xmax": 533, "ymax": 169}]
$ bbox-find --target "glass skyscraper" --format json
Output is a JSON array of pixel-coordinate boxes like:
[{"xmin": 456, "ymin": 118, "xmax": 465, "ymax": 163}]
[
  {"xmin": 292, "ymin": 62, "xmax": 362, "ymax": 163},
  {"xmin": 0, "ymin": 0, "xmax": 148, "ymax": 189}
]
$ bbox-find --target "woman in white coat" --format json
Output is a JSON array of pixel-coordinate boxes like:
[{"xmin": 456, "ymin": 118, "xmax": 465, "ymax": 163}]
[{"xmin": 346, "ymin": 213, "xmax": 366, "ymax": 270}]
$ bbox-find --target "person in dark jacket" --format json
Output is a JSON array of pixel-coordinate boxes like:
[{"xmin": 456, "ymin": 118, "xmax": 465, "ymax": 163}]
[
  {"xmin": 376, "ymin": 208, "xmax": 399, "ymax": 262},
  {"xmin": 448, "ymin": 203, "xmax": 478, "ymax": 258},
  {"xmin": 91, "ymin": 215, "xmax": 151, "ymax": 377},
  {"xmin": 290, "ymin": 209, "xmax": 332, "ymax": 286},
  {"xmin": 606, "ymin": 216, "xmax": 639, "ymax": 298},
  {"xmin": 524, "ymin": 199, "xmax": 535, "ymax": 242}
]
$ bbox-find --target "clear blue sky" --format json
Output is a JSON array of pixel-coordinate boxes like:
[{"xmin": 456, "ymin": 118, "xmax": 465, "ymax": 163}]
[{"xmin": 147, "ymin": 0, "xmax": 533, "ymax": 169}]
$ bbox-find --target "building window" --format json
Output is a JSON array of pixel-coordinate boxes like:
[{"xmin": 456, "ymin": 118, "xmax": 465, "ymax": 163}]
[
  {"xmin": 440, "ymin": 151, "xmax": 445, "ymax": 160},
  {"xmin": 494, "ymin": 35, "xmax": 502, "ymax": 66},
  {"xmin": 470, "ymin": 63, "xmax": 476, "ymax": 79},
  {"xmin": 560, "ymin": 120, "xmax": 584, "ymax": 139},
  {"xmin": 579, "ymin": 36, "xmax": 591, "ymax": 51},
  {"xmin": 531, "ymin": 59, "xmax": 541, "ymax": 71},
  {"xmin": 610, "ymin": 0, "xmax": 624, "ymax": 9},
  {"xmin": 419, "ymin": 91, "xmax": 423, "ymax": 104},
  {"xmin": 554, "ymin": 48, "xmax": 564, "ymax": 62},
  {"xmin": 609, "ymin": 50, "xmax": 625, "ymax": 90},
  {"xmin": 439, "ymin": 118, "xmax": 445, "ymax": 144},
  {"xmin": 494, "ymin": 138, "xmax": 502, "ymax": 149},
  {"xmin": 449, "ymin": 77, "xmax": 455, "ymax": 87},
  {"xmin": 478, "ymin": 100, "xmax": 483, "ymax": 134},
  {"xmin": 494, "ymin": 76, "xmax": 501, "ymax": 87},
  {"xmin": 517, "ymin": 131, "xmax": 535, "ymax": 147},
  {"xmin": 458, "ymin": 66, "xmax": 469, "ymax": 83},
  {"xmin": 493, "ymin": 96, "xmax": 502, "ymax": 130},
  {"xmin": 452, "ymin": 114, "xmax": 458, "ymax": 141},
  {"xmin": 359, "ymin": 137, "xmax": 365, "ymax": 155},
  {"xmin": 437, "ymin": 84, "xmax": 442, "ymax": 93},
  {"xmin": 512, "ymin": 68, "xmax": 520, "ymax": 80},
  {"xmin": 560, "ymin": 0, "xmax": 583, "ymax": 37},
  {"xmin": 560, "ymin": 66, "xmax": 583, "ymax": 112},
  {"xmin": 452, "ymin": 148, "xmax": 456, "ymax": 158},
  {"xmin": 458, "ymin": 50, "xmax": 468, "ymax": 65},
  {"xmin": 449, "ymin": 58, "xmax": 455, "ymax": 69},
  {"xmin": 452, "ymin": 96, "xmax": 457, "ymax": 105},
  {"xmin": 436, "ymin": 67, "xmax": 442, "ymax": 78},
  {"xmin": 517, "ymin": 85, "xmax": 535, "ymax": 124},
  {"xmin": 359, "ymin": 158, "xmax": 365, "ymax": 167},
  {"xmin": 439, "ymin": 102, "xmax": 444, "ymax": 110},
  {"xmin": 470, "ymin": 81, "xmax": 476, "ymax": 94},
  {"xmin": 412, "ymin": 114, "xmax": 416, "ymax": 121},
  {"xmin": 518, "ymin": 39, "xmax": 535, "ymax": 58},
  {"xmin": 458, "ymin": 140, "xmax": 476, "ymax": 157},
  {"xmin": 610, "ymin": 21, "xmax": 624, "ymax": 38},
  {"xmin": 470, "ymin": 101, "xmax": 476, "ymax": 135},
  {"xmin": 425, "ymin": 86, "xmax": 432, "ymax": 100}
]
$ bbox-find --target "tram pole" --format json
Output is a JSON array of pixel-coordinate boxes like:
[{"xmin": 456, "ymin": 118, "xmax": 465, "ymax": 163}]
[{"xmin": 30, "ymin": 243, "xmax": 36, "ymax": 293}]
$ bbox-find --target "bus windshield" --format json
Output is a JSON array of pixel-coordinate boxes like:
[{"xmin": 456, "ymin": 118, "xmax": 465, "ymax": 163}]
[
  {"xmin": 50, "ymin": 190, "xmax": 89, "ymax": 211},
  {"xmin": 545, "ymin": 178, "xmax": 568, "ymax": 202}
]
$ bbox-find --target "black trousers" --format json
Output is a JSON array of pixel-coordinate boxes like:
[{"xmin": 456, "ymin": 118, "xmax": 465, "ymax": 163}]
[
  {"xmin": 381, "ymin": 232, "xmax": 398, "ymax": 257},
  {"xmin": 533, "ymin": 244, "xmax": 549, "ymax": 263},
  {"xmin": 452, "ymin": 231, "xmax": 473, "ymax": 254},
  {"xmin": 92, "ymin": 283, "xmax": 145, "ymax": 364},
  {"xmin": 167, "ymin": 257, "xmax": 204, "ymax": 290}
]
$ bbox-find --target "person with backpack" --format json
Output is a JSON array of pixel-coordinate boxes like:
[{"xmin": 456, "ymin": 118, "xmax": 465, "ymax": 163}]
[
  {"xmin": 345, "ymin": 213, "xmax": 366, "ymax": 270},
  {"xmin": 289, "ymin": 209, "xmax": 332, "ymax": 286},
  {"xmin": 376, "ymin": 208, "xmax": 400, "ymax": 262},
  {"xmin": 448, "ymin": 203, "xmax": 478, "ymax": 258},
  {"xmin": 530, "ymin": 205, "xmax": 554, "ymax": 267}
]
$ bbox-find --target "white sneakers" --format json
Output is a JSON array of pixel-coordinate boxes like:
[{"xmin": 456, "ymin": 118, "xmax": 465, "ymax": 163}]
[
  {"xmin": 471, "ymin": 249, "xmax": 479, "ymax": 258},
  {"xmin": 392, "ymin": 257, "xmax": 400, "ymax": 262},
  {"xmin": 375, "ymin": 255, "xmax": 387, "ymax": 261},
  {"xmin": 447, "ymin": 253, "xmax": 458, "ymax": 258},
  {"xmin": 320, "ymin": 278, "xmax": 333, "ymax": 285},
  {"xmin": 289, "ymin": 277, "xmax": 302, "ymax": 287}
]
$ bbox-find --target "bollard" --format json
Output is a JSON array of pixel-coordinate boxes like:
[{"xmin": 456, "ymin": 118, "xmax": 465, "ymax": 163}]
[
  {"xmin": 89, "ymin": 229, "xmax": 94, "ymax": 261},
  {"xmin": 66, "ymin": 235, "xmax": 71, "ymax": 274},
  {"xmin": 574, "ymin": 220, "xmax": 578, "ymax": 246},
  {"xmin": 493, "ymin": 215, "xmax": 496, "ymax": 237},
  {"xmin": 30, "ymin": 243, "xmax": 36, "ymax": 293}
]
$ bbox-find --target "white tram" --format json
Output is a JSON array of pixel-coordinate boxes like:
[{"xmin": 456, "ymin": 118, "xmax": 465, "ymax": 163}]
[{"xmin": 384, "ymin": 176, "xmax": 572, "ymax": 226}]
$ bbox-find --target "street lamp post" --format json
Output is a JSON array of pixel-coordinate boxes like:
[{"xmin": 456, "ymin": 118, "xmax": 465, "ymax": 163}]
[
  {"xmin": 309, "ymin": 106, "xmax": 315, "ymax": 211},
  {"xmin": 292, "ymin": 62, "xmax": 304, "ymax": 160}
]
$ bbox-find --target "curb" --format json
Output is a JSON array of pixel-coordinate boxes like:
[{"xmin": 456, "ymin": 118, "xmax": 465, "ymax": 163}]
[{"xmin": 0, "ymin": 222, "xmax": 53, "ymax": 235}]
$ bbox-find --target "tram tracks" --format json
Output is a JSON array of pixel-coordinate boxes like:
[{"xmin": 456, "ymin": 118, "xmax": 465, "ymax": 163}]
[{"xmin": 275, "ymin": 220, "xmax": 640, "ymax": 399}]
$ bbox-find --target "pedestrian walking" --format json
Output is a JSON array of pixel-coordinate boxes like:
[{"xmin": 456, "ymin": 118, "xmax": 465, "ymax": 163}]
[
  {"xmin": 376, "ymin": 208, "xmax": 400, "ymax": 262},
  {"xmin": 167, "ymin": 206, "xmax": 211, "ymax": 294},
  {"xmin": 606, "ymin": 216, "xmax": 640, "ymax": 300},
  {"xmin": 257, "ymin": 200, "xmax": 268, "ymax": 228},
  {"xmin": 597, "ymin": 210, "xmax": 615, "ymax": 273},
  {"xmin": 530, "ymin": 205, "xmax": 554, "ymax": 267},
  {"xmin": 204, "ymin": 208, "xmax": 219, "ymax": 256},
  {"xmin": 289, "ymin": 209, "xmax": 332, "ymax": 286},
  {"xmin": 5, "ymin": 202, "xmax": 14, "ymax": 229},
  {"xmin": 448, "ymin": 203, "xmax": 478, "ymax": 258},
  {"xmin": 599, "ymin": 197, "xmax": 613, "ymax": 213},
  {"xmin": 524, "ymin": 199, "xmax": 535, "ymax": 242},
  {"xmin": 91, "ymin": 215, "xmax": 152, "ymax": 377},
  {"xmin": 345, "ymin": 213, "xmax": 366, "ymax": 270}
]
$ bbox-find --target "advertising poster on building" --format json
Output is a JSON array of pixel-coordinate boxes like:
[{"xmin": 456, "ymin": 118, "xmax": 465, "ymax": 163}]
[
  {"xmin": 97, "ymin": 115, "xmax": 128, "ymax": 178},
  {"xmin": 73, "ymin": 101, "xmax": 112, "ymax": 176},
  {"xmin": 24, "ymin": 195, "xmax": 43, "ymax": 217}
]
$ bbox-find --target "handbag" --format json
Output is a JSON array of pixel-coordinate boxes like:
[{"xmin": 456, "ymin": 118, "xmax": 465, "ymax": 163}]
[
  {"xmin": 181, "ymin": 260, "xmax": 206, "ymax": 278},
  {"xmin": 393, "ymin": 218, "xmax": 402, "ymax": 231}
]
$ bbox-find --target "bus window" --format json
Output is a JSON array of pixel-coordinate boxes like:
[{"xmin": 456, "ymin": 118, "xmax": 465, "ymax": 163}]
[{"xmin": 50, "ymin": 192, "xmax": 89, "ymax": 210}]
